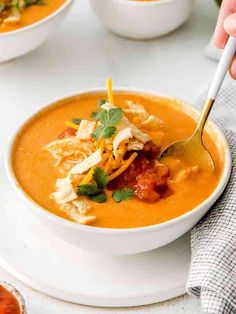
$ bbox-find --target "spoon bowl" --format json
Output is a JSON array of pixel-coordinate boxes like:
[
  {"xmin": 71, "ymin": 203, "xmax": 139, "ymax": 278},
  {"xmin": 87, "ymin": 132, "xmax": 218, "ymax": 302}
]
[
  {"xmin": 160, "ymin": 99, "xmax": 215, "ymax": 171},
  {"xmin": 160, "ymin": 131, "xmax": 215, "ymax": 171}
]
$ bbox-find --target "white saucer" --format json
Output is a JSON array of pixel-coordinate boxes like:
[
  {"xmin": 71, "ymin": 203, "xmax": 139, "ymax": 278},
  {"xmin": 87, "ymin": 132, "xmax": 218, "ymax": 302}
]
[{"xmin": 0, "ymin": 157, "xmax": 191, "ymax": 307}]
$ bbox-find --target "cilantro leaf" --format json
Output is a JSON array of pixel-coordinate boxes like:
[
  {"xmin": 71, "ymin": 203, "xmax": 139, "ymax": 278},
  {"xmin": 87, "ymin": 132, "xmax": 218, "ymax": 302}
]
[
  {"xmin": 89, "ymin": 193, "xmax": 107, "ymax": 203},
  {"xmin": 91, "ymin": 108, "xmax": 107, "ymax": 120},
  {"xmin": 98, "ymin": 99, "xmax": 107, "ymax": 107},
  {"xmin": 104, "ymin": 126, "xmax": 116, "ymax": 139},
  {"xmin": 92, "ymin": 108, "xmax": 122, "ymax": 140},
  {"xmin": 71, "ymin": 118, "xmax": 81, "ymax": 125},
  {"xmin": 0, "ymin": 3, "xmax": 5, "ymax": 12},
  {"xmin": 112, "ymin": 188, "xmax": 134, "ymax": 203},
  {"xmin": 25, "ymin": 0, "xmax": 45, "ymax": 6},
  {"xmin": 92, "ymin": 109, "xmax": 105, "ymax": 121},
  {"xmin": 99, "ymin": 108, "xmax": 123, "ymax": 127},
  {"xmin": 77, "ymin": 168, "xmax": 109, "ymax": 202},
  {"xmin": 77, "ymin": 184, "xmax": 100, "ymax": 196},
  {"xmin": 93, "ymin": 167, "xmax": 109, "ymax": 189},
  {"xmin": 91, "ymin": 125, "xmax": 104, "ymax": 140}
]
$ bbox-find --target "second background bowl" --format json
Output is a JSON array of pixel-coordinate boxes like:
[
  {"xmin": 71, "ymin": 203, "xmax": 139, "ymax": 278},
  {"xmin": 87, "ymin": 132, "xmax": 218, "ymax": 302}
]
[{"xmin": 90, "ymin": 0, "xmax": 194, "ymax": 40}]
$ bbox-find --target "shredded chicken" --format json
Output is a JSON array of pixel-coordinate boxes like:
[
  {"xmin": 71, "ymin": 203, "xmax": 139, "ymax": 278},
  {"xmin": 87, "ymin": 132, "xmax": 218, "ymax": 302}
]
[
  {"xmin": 50, "ymin": 177, "xmax": 78, "ymax": 204},
  {"xmin": 60, "ymin": 203, "xmax": 96, "ymax": 225},
  {"xmin": 170, "ymin": 165, "xmax": 200, "ymax": 184},
  {"xmin": 124, "ymin": 101, "xmax": 163, "ymax": 131},
  {"xmin": 72, "ymin": 199, "xmax": 92, "ymax": 215},
  {"xmin": 43, "ymin": 137, "xmax": 95, "ymax": 165},
  {"xmin": 76, "ymin": 120, "xmax": 96, "ymax": 140}
]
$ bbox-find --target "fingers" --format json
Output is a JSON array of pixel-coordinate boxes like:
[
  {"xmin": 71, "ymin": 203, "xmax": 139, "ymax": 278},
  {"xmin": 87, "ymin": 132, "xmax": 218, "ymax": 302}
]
[
  {"xmin": 213, "ymin": 0, "xmax": 236, "ymax": 48},
  {"xmin": 224, "ymin": 13, "xmax": 236, "ymax": 35},
  {"xmin": 214, "ymin": 0, "xmax": 236, "ymax": 79},
  {"xmin": 224, "ymin": 13, "xmax": 236, "ymax": 78}
]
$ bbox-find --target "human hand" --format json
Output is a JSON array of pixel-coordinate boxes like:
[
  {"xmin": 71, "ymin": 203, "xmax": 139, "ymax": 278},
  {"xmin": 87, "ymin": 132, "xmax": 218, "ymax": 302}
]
[{"xmin": 214, "ymin": 0, "xmax": 236, "ymax": 78}]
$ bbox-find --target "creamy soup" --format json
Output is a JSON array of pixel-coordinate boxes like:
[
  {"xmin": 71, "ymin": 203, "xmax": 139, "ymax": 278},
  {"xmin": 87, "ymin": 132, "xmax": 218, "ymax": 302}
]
[
  {"xmin": 0, "ymin": 0, "xmax": 65, "ymax": 33},
  {"xmin": 12, "ymin": 92, "xmax": 222, "ymax": 229}
]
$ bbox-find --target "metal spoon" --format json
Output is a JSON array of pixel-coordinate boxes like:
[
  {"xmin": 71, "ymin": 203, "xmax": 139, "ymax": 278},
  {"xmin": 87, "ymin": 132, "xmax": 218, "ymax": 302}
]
[{"xmin": 159, "ymin": 36, "xmax": 236, "ymax": 171}]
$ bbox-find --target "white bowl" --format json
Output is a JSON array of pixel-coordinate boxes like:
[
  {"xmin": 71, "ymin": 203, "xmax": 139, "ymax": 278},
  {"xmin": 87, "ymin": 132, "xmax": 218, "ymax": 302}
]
[
  {"xmin": 0, "ymin": 0, "xmax": 74, "ymax": 63},
  {"xmin": 89, "ymin": 0, "xmax": 194, "ymax": 40},
  {"xmin": 5, "ymin": 88, "xmax": 232, "ymax": 255}
]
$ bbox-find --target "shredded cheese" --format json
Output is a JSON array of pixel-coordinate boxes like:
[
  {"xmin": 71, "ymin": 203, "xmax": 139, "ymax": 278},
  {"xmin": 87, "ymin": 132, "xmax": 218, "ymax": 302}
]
[
  {"xmin": 106, "ymin": 144, "xmax": 113, "ymax": 151},
  {"xmin": 65, "ymin": 121, "xmax": 80, "ymax": 130},
  {"xmin": 102, "ymin": 152, "xmax": 109, "ymax": 162},
  {"xmin": 109, "ymin": 152, "xmax": 138, "ymax": 181},
  {"xmin": 99, "ymin": 138, "xmax": 105, "ymax": 154},
  {"xmin": 104, "ymin": 154, "xmax": 114, "ymax": 173},
  {"xmin": 106, "ymin": 77, "xmax": 114, "ymax": 105},
  {"xmin": 80, "ymin": 167, "xmax": 95, "ymax": 185},
  {"xmin": 112, "ymin": 144, "xmax": 125, "ymax": 169}
]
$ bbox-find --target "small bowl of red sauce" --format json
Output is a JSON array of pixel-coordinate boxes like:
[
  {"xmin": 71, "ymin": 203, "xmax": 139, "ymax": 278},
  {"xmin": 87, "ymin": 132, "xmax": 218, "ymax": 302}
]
[{"xmin": 0, "ymin": 282, "xmax": 26, "ymax": 314}]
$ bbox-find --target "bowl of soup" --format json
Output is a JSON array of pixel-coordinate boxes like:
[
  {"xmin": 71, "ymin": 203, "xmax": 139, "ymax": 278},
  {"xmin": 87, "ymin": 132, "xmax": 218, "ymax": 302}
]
[
  {"xmin": 89, "ymin": 0, "xmax": 193, "ymax": 40},
  {"xmin": 6, "ymin": 87, "xmax": 231, "ymax": 255},
  {"xmin": 0, "ymin": 0, "xmax": 74, "ymax": 63}
]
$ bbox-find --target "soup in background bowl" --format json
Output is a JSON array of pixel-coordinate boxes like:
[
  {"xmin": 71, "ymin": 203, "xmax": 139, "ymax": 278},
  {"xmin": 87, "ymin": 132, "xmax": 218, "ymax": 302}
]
[
  {"xmin": 6, "ymin": 88, "xmax": 231, "ymax": 255},
  {"xmin": 0, "ymin": 0, "xmax": 74, "ymax": 63},
  {"xmin": 0, "ymin": 0, "xmax": 65, "ymax": 33}
]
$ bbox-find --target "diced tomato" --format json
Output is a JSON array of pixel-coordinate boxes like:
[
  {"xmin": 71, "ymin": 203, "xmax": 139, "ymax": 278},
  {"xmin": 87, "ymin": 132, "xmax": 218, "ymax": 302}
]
[
  {"xmin": 135, "ymin": 166, "xmax": 169, "ymax": 203},
  {"xmin": 58, "ymin": 128, "xmax": 77, "ymax": 139},
  {"xmin": 108, "ymin": 142, "xmax": 170, "ymax": 203}
]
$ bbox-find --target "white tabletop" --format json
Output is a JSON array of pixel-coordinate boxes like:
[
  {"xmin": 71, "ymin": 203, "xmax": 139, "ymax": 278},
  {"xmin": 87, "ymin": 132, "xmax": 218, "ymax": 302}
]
[{"xmin": 0, "ymin": 0, "xmax": 219, "ymax": 312}]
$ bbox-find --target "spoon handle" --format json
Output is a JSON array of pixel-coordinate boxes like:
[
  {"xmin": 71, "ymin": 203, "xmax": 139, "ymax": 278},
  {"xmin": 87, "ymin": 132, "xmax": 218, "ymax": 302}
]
[
  {"xmin": 208, "ymin": 36, "xmax": 236, "ymax": 100},
  {"xmin": 195, "ymin": 36, "xmax": 236, "ymax": 136}
]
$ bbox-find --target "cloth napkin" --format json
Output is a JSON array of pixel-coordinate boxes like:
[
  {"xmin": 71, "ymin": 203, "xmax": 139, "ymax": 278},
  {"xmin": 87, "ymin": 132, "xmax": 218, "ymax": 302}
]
[{"xmin": 186, "ymin": 76, "xmax": 236, "ymax": 314}]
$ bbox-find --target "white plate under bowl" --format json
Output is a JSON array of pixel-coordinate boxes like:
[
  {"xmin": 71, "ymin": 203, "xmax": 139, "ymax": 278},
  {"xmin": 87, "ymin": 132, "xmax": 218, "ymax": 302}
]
[{"xmin": 0, "ymin": 154, "xmax": 190, "ymax": 307}]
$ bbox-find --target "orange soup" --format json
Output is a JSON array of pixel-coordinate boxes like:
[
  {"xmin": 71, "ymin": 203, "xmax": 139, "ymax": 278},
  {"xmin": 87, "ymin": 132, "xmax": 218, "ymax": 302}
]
[
  {"xmin": 0, "ymin": 0, "xmax": 65, "ymax": 33},
  {"xmin": 12, "ymin": 92, "xmax": 222, "ymax": 229}
]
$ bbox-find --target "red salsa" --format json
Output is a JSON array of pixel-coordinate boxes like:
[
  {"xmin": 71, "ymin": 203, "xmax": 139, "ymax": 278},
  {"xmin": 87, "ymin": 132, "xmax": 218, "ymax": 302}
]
[
  {"xmin": 108, "ymin": 143, "xmax": 170, "ymax": 203},
  {"xmin": 0, "ymin": 285, "xmax": 21, "ymax": 314}
]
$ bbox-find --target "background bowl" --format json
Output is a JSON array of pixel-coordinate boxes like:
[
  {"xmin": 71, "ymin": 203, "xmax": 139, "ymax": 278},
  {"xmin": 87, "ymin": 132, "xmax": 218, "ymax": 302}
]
[
  {"xmin": 0, "ymin": 0, "xmax": 74, "ymax": 63},
  {"xmin": 89, "ymin": 0, "xmax": 194, "ymax": 40},
  {"xmin": 6, "ymin": 88, "xmax": 232, "ymax": 255}
]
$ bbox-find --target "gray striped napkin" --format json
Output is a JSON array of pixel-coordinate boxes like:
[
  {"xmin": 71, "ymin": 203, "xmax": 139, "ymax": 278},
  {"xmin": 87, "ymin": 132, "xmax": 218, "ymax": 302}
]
[{"xmin": 186, "ymin": 76, "xmax": 236, "ymax": 314}]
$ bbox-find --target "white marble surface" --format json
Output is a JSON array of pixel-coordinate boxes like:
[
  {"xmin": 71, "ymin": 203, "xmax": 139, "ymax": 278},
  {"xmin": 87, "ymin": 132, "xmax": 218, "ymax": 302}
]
[{"xmin": 0, "ymin": 0, "xmax": 220, "ymax": 312}]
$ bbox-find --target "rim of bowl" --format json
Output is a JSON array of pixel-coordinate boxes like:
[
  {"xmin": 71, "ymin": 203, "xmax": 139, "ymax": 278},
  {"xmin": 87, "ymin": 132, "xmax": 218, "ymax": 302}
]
[
  {"xmin": 91, "ymin": 0, "xmax": 187, "ymax": 7},
  {"xmin": 0, "ymin": 0, "xmax": 74, "ymax": 37},
  {"xmin": 5, "ymin": 87, "xmax": 232, "ymax": 235}
]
